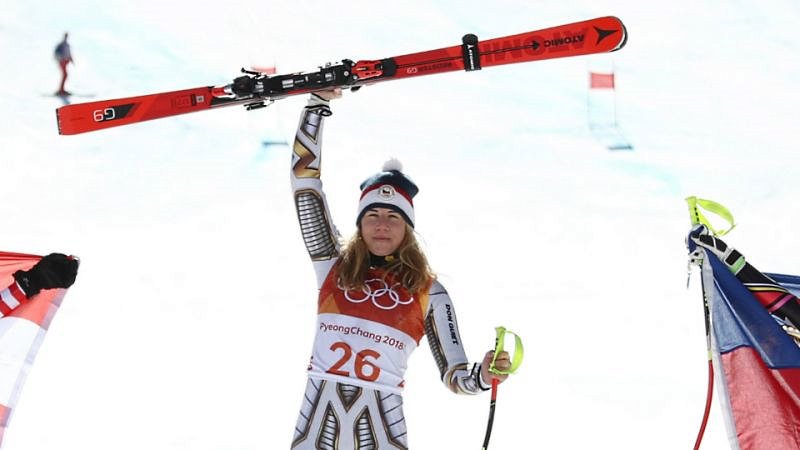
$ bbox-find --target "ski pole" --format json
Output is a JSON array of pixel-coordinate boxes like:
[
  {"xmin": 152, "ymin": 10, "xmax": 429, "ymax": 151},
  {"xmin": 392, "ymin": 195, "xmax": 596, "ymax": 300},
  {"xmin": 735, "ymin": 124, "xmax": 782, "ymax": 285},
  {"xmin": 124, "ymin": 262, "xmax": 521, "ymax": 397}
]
[
  {"xmin": 685, "ymin": 196, "xmax": 730, "ymax": 450},
  {"xmin": 481, "ymin": 326, "xmax": 524, "ymax": 450}
]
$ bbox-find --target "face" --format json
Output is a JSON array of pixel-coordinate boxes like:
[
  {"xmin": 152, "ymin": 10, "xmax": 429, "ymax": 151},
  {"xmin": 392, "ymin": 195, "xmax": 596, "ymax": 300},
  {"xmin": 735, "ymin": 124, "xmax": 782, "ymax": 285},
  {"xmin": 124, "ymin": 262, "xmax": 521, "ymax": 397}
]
[{"xmin": 360, "ymin": 208, "xmax": 407, "ymax": 256}]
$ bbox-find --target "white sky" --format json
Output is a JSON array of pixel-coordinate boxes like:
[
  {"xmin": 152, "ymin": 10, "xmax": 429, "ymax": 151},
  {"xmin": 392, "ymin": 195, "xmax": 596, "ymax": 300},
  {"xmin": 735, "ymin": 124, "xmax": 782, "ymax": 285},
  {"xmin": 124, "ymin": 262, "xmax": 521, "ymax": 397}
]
[{"xmin": 2, "ymin": 0, "xmax": 800, "ymax": 448}]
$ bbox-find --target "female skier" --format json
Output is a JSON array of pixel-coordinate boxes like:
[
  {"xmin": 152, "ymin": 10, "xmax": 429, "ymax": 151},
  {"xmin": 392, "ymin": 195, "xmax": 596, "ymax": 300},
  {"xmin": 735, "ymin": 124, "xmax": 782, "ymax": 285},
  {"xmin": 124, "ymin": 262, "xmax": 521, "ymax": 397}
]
[{"xmin": 289, "ymin": 89, "xmax": 511, "ymax": 449}]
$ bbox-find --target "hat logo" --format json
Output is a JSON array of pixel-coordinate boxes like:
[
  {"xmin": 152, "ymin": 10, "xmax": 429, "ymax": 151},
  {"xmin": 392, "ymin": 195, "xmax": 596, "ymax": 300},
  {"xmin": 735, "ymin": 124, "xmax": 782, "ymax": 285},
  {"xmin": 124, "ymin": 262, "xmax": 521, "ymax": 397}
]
[{"xmin": 377, "ymin": 185, "xmax": 396, "ymax": 200}]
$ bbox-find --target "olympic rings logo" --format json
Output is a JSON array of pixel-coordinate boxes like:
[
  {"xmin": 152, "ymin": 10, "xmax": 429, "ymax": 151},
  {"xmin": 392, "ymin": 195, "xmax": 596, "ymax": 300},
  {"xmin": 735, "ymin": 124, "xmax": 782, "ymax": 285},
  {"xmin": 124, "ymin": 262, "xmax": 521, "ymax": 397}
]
[{"xmin": 342, "ymin": 278, "xmax": 414, "ymax": 310}]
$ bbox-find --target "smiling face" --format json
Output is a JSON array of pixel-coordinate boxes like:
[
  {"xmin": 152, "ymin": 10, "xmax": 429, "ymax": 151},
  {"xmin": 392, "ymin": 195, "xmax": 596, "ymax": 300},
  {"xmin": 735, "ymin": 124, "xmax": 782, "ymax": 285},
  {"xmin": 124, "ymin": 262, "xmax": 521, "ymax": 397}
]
[{"xmin": 359, "ymin": 207, "xmax": 407, "ymax": 256}]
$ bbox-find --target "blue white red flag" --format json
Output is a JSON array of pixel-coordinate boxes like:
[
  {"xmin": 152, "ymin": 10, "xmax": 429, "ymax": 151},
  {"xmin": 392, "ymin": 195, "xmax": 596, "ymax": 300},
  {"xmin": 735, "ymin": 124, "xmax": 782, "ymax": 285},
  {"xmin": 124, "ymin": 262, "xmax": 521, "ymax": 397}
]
[{"xmin": 700, "ymin": 254, "xmax": 800, "ymax": 449}]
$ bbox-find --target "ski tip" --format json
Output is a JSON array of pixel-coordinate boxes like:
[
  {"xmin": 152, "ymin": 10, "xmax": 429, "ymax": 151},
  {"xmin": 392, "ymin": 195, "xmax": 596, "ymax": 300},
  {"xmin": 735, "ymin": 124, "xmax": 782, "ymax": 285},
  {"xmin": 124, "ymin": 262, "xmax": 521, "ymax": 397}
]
[{"xmin": 604, "ymin": 16, "xmax": 628, "ymax": 52}]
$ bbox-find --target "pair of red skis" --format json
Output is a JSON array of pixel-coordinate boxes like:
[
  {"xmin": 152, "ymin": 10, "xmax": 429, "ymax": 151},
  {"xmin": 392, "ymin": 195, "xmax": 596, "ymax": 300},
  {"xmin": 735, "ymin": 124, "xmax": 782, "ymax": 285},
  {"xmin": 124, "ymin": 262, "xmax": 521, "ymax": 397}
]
[{"xmin": 55, "ymin": 16, "xmax": 627, "ymax": 136}]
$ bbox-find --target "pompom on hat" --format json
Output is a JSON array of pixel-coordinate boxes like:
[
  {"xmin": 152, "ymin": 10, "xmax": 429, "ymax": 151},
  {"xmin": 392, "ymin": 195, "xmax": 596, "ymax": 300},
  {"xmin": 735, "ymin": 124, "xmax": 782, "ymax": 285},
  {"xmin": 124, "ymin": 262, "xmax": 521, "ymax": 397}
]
[{"xmin": 356, "ymin": 159, "xmax": 419, "ymax": 227}]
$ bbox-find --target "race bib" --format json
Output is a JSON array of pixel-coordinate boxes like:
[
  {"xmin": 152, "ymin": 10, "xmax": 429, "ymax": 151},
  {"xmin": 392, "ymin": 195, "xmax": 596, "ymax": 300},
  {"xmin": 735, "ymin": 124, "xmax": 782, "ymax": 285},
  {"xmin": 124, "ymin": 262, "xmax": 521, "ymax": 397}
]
[{"xmin": 309, "ymin": 313, "xmax": 418, "ymax": 393}]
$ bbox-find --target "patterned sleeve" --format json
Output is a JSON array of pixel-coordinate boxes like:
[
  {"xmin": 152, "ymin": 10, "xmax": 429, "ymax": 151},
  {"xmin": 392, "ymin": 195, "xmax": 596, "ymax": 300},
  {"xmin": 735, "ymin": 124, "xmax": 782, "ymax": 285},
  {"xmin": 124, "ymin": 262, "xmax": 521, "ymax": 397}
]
[
  {"xmin": 424, "ymin": 280, "xmax": 490, "ymax": 394},
  {"xmin": 291, "ymin": 95, "xmax": 342, "ymax": 288}
]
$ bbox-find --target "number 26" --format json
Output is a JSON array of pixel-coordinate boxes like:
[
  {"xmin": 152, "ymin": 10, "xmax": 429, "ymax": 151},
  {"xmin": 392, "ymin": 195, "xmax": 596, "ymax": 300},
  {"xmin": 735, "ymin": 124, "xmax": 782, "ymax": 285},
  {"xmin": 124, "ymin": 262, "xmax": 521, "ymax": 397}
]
[{"xmin": 327, "ymin": 342, "xmax": 381, "ymax": 382}]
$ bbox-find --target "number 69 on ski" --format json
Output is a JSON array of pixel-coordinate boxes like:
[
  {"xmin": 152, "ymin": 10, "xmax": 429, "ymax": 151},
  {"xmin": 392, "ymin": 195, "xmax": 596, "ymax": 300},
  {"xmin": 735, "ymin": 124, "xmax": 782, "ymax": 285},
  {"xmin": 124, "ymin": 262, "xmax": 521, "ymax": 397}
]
[{"xmin": 55, "ymin": 16, "xmax": 627, "ymax": 136}]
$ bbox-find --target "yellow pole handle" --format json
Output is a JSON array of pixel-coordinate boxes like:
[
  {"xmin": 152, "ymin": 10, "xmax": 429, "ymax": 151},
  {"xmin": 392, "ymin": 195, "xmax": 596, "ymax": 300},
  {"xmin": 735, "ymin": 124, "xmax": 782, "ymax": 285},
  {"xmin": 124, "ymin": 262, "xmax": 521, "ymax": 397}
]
[
  {"xmin": 686, "ymin": 196, "xmax": 735, "ymax": 237},
  {"xmin": 489, "ymin": 326, "xmax": 524, "ymax": 375}
]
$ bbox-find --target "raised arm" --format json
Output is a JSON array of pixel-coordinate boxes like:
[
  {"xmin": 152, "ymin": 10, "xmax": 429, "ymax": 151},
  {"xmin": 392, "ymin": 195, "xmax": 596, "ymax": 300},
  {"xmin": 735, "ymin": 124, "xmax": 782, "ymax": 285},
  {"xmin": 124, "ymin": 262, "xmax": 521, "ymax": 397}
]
[{"xmin": 291, "ymin": 93, "xmax": 343, "ymax": 288}]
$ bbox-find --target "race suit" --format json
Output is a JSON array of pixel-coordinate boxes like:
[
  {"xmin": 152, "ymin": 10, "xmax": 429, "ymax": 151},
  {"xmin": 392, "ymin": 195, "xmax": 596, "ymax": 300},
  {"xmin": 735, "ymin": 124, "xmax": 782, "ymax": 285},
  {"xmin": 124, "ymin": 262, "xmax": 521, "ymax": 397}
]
[{"xmin": 289, "ymin": 95, "xmax": 489, "ymax": 449}]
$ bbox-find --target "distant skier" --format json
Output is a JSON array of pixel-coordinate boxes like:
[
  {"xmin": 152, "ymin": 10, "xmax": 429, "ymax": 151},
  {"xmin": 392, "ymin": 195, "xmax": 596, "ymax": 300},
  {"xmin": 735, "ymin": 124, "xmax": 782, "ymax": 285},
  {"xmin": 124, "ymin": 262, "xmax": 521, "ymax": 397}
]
[
  {"xmin": 54, "ymin": 33, "xmax": 74, "ymax": 96},
  {"xmin": 288, "ymin": 88, "xmax": 513, "ymax": 449}
]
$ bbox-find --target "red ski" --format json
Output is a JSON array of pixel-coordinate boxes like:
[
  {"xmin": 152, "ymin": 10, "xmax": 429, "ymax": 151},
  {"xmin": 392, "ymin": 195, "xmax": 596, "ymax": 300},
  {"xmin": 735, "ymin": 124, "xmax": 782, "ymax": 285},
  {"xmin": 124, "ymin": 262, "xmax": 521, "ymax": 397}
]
[{"xmin": 56, "ymin": 16, "xmax": 627, "ymax": 135}]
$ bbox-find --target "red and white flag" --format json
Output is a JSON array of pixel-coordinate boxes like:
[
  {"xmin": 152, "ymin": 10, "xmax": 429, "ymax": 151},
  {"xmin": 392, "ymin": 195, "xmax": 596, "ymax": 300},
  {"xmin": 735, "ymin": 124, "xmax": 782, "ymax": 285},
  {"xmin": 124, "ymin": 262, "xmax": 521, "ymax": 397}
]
[
  {"xmin": 250, "ymin": 66, "xmax": 277, "ymax": 75},
  {"xmin": 0, "ymin": 252, "xmax": 72, "ymax": 447},
  {"xmin": 589, "ymin": 71, "xmax": 615, "ymax": 89}
]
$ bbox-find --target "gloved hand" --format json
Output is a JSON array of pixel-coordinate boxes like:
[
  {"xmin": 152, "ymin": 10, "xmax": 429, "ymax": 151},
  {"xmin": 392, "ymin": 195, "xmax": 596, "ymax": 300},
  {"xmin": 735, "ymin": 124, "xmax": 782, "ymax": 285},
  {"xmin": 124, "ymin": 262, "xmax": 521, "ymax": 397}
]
[
  {"xmin": 13, "ymin": 253, "xmax": 79, "ymax": 298},
  {"xmin": 687, "ymin": 224, "xmax": 746, "ymax": 274}
]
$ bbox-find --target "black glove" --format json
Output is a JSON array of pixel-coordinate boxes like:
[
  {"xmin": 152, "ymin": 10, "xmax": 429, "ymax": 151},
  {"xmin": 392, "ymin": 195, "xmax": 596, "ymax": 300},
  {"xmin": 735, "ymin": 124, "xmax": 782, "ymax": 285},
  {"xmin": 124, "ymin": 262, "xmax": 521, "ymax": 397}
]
[
  {"xmin": 689, "ymin": 226, "xmax": 747, "ymax": 275},
  {"xmin": 13, "ymin": 253, "xmax": 79, "ymax": 298}
]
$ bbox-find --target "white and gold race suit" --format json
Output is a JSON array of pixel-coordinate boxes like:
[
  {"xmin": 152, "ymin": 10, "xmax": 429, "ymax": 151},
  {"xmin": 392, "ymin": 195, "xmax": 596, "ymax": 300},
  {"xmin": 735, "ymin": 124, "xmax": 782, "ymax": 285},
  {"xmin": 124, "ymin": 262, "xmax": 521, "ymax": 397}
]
[{"xmin": 289, "ymin": 95, "xmax": 489, "ymax": 450}]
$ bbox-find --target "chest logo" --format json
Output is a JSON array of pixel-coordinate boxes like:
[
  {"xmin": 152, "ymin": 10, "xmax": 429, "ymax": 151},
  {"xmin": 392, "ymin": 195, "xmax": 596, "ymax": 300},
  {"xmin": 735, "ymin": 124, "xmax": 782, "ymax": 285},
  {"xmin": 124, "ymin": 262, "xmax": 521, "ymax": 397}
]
[{"xmin": 342, "ymin": 278, "xmax": 414, "ymax": 310}]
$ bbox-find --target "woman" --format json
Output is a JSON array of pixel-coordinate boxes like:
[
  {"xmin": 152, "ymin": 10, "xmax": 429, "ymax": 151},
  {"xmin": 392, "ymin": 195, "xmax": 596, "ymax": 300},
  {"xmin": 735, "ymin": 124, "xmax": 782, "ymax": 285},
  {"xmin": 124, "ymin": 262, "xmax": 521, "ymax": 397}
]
[{"xmin": 288, "ymin": 89, "xmax": 510, "ymax": 449}]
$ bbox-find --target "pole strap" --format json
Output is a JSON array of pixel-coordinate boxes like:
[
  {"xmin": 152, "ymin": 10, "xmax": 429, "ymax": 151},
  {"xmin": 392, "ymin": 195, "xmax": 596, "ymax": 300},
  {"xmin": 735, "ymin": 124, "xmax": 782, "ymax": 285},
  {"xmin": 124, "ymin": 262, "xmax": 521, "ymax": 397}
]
[
  {"xmin": 686, "ymin": 196, "xmax": 735, "ymax": 237},
  {"xmin": 489, "ymin": 326, "xmax": 524, "ymax": 375}
]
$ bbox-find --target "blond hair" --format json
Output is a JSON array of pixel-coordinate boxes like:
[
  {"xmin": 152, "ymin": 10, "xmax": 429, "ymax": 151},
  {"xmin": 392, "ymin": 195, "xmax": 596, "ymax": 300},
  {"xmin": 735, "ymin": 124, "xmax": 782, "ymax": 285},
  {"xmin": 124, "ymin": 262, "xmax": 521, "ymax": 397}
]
[{"xmin": 337, "ymin": 224, "xmax": 435, "ymax": 293}]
